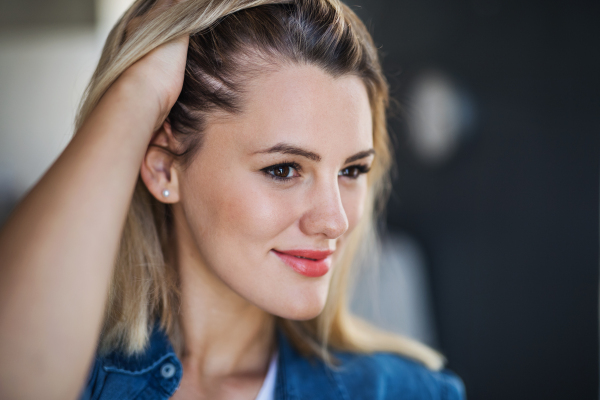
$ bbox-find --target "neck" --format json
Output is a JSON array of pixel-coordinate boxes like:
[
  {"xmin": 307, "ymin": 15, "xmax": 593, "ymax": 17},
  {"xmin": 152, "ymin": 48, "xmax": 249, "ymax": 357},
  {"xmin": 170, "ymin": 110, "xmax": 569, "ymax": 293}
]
[{"xmin": 172, "ymin": 205, "xmax": 275, "ymax": 379}]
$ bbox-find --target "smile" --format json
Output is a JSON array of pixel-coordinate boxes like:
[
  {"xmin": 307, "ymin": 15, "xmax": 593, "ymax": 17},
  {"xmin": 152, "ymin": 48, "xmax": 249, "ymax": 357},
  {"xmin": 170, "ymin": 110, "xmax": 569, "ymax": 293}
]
[{"xmin": 272, "ymin": 249, "xmax": 334, "ymax": 278}]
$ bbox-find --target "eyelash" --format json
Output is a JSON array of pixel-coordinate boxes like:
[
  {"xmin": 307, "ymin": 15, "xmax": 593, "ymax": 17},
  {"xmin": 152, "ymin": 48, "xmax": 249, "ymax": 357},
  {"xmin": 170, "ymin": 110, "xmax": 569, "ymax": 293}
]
[
  {"xmin": 339, "ymin": 164, "xmax": 371, "ymax": 178},
  {"xmin": 261, "ymin": 162, "xmax": 371, "ymax": 182}
]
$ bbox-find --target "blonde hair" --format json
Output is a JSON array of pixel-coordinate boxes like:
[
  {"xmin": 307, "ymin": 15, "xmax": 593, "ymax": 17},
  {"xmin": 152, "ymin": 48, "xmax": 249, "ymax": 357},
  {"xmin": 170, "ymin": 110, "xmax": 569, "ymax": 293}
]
[{"xmin": 77, "ymin": 0, "xmax": 445, "ymax": 370}]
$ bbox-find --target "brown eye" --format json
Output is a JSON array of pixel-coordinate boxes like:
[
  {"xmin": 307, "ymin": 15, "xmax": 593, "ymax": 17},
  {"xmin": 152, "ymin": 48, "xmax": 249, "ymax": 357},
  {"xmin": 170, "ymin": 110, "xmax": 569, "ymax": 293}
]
[
  {"xmin": 273, "ymin": 166, "xmax": 293, "ymax": 178},
  {"xmin": 263, "ymin": 163, "xmax": 299, "ymax": 180},
  {"xmin": 339, "ymin": 167, "xmax": 359, "ymax": 178}
]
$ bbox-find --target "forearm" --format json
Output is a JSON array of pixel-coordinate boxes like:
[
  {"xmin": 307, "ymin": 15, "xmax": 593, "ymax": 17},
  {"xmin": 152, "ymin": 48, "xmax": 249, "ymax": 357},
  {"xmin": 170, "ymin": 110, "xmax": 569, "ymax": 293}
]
[{"xmin": 0, "ymin": 78, "xmax": 159, "ymax": 400}]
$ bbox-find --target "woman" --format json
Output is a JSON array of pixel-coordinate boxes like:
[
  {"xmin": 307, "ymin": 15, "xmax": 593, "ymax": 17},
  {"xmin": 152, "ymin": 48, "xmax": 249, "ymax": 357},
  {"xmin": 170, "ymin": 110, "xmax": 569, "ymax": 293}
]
[{"xmin": 0, "ymin": 0, "xmax": 465, "ymax": 399}]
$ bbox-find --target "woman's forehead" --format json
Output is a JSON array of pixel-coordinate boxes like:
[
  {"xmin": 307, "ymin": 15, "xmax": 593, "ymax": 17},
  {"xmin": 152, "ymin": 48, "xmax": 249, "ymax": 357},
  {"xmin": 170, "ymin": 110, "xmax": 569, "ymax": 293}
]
[{"xmin": 204, "ymin": 64, "xmax": 373, "ymax": 158}]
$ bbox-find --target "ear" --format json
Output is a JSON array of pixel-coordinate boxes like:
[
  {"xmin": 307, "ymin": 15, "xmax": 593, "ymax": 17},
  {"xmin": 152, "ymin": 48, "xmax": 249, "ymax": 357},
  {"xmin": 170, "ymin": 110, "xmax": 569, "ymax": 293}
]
[{"xmin": 140, "ymin": 120, "xmax": 180, "ymax": 204}]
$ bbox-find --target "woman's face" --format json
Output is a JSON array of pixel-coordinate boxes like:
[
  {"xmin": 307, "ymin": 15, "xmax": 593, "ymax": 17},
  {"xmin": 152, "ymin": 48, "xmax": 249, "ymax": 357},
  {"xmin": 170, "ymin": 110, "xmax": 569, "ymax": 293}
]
[{"xmin": 173, "ymin": 64, "xmax": 374, "ymax": 320}]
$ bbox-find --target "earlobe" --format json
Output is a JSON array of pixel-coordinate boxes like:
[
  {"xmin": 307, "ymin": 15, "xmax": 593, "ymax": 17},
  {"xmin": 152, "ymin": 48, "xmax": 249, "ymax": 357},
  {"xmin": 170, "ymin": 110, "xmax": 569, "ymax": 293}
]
[{"xmin": 140, "ymin": 121, "xmax": 180, "ymax": 204}]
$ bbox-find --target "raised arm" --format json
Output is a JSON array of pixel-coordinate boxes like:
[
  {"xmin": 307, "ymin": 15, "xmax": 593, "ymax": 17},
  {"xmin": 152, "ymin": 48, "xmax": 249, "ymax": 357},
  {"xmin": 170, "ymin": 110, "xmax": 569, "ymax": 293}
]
[{"xmin": 0, "ymin": 14, "xmax": 188, "ymax": 400}]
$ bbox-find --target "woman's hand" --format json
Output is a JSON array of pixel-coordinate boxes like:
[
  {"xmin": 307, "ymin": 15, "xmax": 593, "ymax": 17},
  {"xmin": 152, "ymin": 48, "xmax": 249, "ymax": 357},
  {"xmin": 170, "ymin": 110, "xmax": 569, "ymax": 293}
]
[{"xmin": 120, "ymin": 0, "xmax": 190, "ymax": 130}]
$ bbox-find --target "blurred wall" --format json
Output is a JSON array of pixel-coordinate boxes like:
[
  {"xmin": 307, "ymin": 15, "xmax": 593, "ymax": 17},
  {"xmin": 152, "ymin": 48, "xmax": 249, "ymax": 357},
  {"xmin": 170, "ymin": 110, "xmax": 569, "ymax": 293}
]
[
  {"xmin": 0, "ymin": 29, "xmax": 97, "ymax": 197},
  {"xmin": 0, "ymin": 0, "xmax": 94, "ymax": 28},
  {"xmin": 349, "ymin": 0, "xmax": 599, "ymax": 399},
  {"xmin": 0, "ymin": 0, "xmax": 133, "ymax": 223}
]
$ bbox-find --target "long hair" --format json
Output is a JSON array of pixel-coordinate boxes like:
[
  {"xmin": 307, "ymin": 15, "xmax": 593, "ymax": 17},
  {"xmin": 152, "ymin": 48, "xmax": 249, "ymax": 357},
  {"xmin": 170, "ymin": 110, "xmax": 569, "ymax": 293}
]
[{"xmin": 77, "ymin": 0, "xmax": 445, "ymax": 370}]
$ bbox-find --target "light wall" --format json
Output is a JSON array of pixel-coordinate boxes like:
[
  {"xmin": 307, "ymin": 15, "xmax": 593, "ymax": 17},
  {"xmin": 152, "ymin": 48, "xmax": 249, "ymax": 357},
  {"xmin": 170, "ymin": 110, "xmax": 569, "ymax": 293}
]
[{"xmin": 0, "ymin": 0, "xmax": 134, "ymax": 200}]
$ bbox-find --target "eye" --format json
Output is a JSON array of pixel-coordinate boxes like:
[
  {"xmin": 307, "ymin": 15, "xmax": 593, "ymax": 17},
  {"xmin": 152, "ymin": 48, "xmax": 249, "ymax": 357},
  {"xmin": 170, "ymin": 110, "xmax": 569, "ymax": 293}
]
[
  {"xmin": 338, "ymin": 164, "xmax": 371, "ymax": 179},
  {"xmin": 273, "ymin": 165, "xmax": 294, "ymax": 178},
  {"xmin": 262, "ymin": 162, "xmax": 301, "ymax": 181}
]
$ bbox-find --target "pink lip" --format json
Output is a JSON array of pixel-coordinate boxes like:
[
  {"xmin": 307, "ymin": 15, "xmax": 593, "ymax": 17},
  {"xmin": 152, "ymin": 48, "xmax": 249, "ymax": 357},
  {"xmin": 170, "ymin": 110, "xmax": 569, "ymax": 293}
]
[{"xmin": 272, "ymin": 249, "xmax": 334, "ymax": 278}]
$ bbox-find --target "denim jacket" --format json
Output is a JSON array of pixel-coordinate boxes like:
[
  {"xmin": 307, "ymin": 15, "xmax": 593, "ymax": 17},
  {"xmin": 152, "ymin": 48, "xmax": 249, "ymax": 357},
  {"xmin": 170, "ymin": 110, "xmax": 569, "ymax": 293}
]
[{"xmin": 80, "ymin": 325, "xmax": 465, "ymax": 400}]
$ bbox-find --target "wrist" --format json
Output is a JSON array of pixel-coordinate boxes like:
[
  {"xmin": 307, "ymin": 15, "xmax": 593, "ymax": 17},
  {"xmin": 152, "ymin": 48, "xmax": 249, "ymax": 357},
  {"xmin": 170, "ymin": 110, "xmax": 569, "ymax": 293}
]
[{"xmin": 110, "ymin": 74, "xmax": 166, "ymax": 132}]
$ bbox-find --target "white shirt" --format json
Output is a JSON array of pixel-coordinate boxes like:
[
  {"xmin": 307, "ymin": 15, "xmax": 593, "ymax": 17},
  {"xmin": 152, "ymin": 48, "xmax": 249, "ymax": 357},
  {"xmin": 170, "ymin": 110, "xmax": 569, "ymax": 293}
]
[{"xmin": 254, "ymin": 351, "xmax": 278, "ymax": 400}]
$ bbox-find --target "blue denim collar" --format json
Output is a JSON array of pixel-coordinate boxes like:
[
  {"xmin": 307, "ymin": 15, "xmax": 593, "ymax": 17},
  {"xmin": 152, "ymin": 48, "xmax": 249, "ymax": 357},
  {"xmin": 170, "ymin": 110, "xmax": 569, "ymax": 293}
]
[
  {"xmin": 98, "ymin": 326, "xmax": 183, "ymax": 397},
  {"xmin": 86, "ymin": 324, "xmax": 465, "ymax": 400},
  {"xmin": 275, "ymin": 331, "xmax": 342, "ymax": 400},
  {"xmin": 275, "ymin": 329, "xmax": 346, "ymax": 400},
  {"xmin": 100, "ymin": 326, "xmax": 179, "ymax": 375},
  {"xmin": 95, "ymin": 325, "xmax": 343, "ymax": 400}
]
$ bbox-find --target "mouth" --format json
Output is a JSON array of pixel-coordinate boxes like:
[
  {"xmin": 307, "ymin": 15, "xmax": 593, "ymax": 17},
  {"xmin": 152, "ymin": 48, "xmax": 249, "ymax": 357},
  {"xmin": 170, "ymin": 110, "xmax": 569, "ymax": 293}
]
[{"xmin": 272, "ymin": 249, "xmax": 334, "ymax": 278}]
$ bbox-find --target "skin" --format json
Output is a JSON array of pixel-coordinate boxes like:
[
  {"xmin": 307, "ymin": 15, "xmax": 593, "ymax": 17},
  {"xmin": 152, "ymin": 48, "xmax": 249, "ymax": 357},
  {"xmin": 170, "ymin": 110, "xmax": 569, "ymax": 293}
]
[
  {"xmin": 143, "ymin": 65, "xmax": 374, "ymax": 399},
  {"xmin": 0, "ymin": 1, "xmax": 374, "ymax": 399}
]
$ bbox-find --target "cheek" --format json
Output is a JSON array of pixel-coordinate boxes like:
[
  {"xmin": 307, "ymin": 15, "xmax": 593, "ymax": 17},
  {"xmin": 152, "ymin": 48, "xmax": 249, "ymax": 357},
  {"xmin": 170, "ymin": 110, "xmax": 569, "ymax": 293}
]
[
  {"xmin": 180, "ymin": 170, "xmax": 329, "ymax": 320},
  {"xmin": 218, "ymin": 180, "xmax": 297, "ymax": 245},
  {"xmin": 185, "ymin": 166, "xmax": 297, "ymax": 254}
]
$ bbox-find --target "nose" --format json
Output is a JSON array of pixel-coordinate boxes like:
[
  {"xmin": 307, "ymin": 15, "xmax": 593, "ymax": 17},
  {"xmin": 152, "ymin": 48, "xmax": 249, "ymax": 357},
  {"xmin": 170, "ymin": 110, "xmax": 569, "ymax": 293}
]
[{"xmin": 299, "ymin": 178, "xmax": 349, "ymax": 240}]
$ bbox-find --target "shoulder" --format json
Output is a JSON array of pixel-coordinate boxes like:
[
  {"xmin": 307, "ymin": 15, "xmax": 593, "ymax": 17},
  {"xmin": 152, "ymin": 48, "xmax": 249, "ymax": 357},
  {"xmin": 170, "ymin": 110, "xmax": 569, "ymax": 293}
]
[{"xmin": 331, "ymin": 351, "xmax": 465, "ymax": 400}]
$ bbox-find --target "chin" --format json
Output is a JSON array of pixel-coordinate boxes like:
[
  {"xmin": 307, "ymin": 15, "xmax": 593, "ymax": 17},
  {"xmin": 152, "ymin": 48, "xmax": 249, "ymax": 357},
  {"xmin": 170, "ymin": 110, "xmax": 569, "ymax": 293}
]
[
  {"xmin": 269, "ymin": 287, "xmax": 329, "ymax": 321},
  {"xmin": 277, "ymin": 305, "xmax": 325, "ymax": 322}
]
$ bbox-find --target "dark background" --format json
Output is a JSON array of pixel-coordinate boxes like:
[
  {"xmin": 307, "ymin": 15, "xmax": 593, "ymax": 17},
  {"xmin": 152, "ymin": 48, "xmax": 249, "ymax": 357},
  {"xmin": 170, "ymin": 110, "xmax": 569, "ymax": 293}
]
[
  {"xmin": 1, "ymin": 0, "xmax": 598, "ymax": 398},
  {"xmin": 349, "ymin": 0, "xmax": 599, "ymax": 399}
]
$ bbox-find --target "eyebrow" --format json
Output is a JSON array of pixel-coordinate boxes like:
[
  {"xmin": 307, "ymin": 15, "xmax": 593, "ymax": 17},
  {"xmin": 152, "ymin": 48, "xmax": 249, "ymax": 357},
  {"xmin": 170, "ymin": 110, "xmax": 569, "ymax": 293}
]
[
  {"xmin": 254, "ymin": 143, "xmax": 321, "ymax": 161},
  {"xmin": 254, "ymin": 143, "xmax": 376, "ymax": 164},
  {"xmin": 344, "ymin": 149, "xmax": 376, "ymax": 164}
]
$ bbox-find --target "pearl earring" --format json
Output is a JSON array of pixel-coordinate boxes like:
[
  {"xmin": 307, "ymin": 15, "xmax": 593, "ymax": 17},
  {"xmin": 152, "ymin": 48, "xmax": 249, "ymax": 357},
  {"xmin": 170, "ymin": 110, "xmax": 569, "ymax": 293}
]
[{"xmin": 162, "ymin": 189, "xmax": 170, "ymax": 198}]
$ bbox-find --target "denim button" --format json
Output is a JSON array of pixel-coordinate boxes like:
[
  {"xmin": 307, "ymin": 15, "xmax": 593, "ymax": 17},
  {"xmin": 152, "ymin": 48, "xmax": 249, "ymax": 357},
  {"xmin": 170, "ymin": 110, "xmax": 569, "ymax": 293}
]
[{"xmin": 160, "ymin": 362, "xmax": 176, "ymax": 379}]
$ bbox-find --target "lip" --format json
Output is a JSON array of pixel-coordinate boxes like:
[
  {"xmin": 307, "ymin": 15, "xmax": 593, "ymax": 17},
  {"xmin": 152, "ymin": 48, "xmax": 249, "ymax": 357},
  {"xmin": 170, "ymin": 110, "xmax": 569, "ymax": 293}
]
[{"xmin": 272, "ymin": 249, "xmax": 334, "ymax": 278}]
